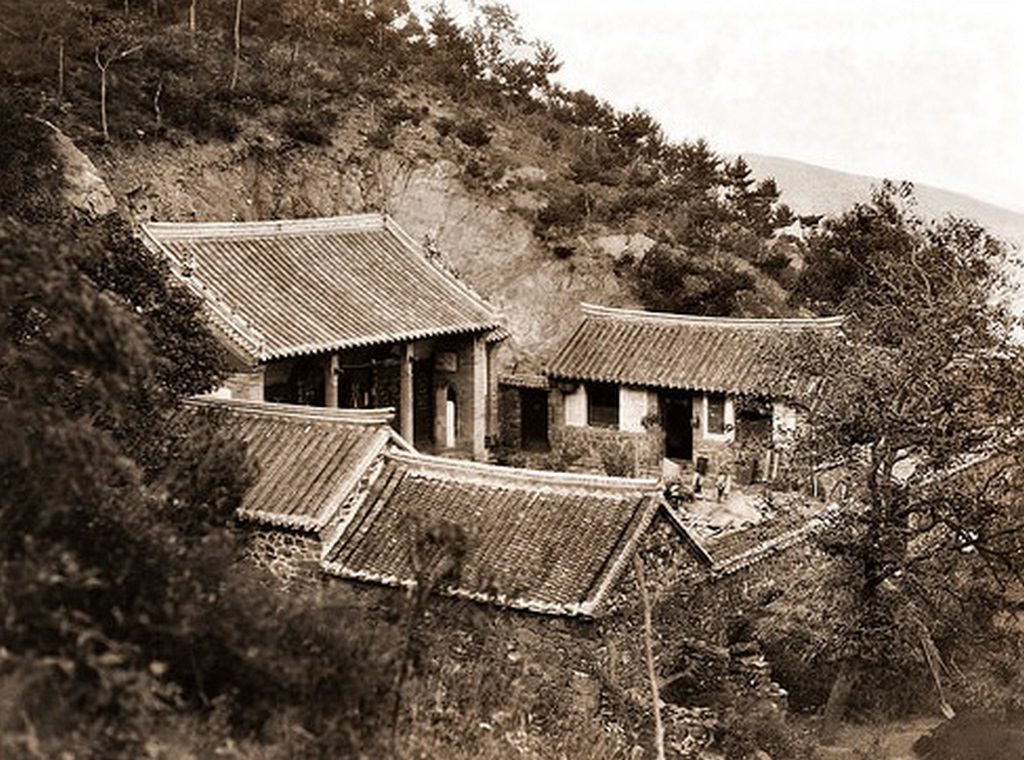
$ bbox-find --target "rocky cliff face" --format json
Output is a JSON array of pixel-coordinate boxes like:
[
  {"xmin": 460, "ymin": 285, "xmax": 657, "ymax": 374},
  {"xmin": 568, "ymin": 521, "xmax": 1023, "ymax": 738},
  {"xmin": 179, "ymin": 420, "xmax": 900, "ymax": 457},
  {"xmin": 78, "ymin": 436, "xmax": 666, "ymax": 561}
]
[{"xmin": 87, "ymin": 126, "xmax": 642, "ymax": 365}]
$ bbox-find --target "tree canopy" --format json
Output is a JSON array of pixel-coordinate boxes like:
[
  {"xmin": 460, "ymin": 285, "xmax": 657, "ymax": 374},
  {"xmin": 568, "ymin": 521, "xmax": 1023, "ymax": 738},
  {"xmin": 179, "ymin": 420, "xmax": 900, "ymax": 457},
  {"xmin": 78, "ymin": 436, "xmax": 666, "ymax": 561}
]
[
  {"xmin": 771, "ymin": 183, "xmax": 1024, "ymax": 736},
  {"xmin": 0, "ymin": 124, "xmax": 394, "ymax": 755}
]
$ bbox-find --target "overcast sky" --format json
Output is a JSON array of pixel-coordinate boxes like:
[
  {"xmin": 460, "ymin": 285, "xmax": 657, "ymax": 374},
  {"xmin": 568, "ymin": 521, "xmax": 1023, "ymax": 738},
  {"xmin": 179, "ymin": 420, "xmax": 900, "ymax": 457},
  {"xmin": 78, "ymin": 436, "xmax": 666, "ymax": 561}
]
[{"xmin": 468, "ymin": 1, "xmax": 1023, "ymax": 212}]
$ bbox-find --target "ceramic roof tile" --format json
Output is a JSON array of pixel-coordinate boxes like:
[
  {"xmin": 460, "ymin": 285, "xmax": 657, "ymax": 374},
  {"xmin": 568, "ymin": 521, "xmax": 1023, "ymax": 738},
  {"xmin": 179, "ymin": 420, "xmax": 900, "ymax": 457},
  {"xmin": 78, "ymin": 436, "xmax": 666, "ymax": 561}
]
[
  {"xmin": 703, "ymin": 505, "xmax": 836, "ymax": 575},
  {"xmin": 183, "ymin": 397, "xmax": 407, "ymax": 530},
  {"xmin": 547, "ymin": 303, "xmax": 844, "ymax": 397},
  {"xmin": 143, "ymin": 215, "xmax": 504, "ymax": 361},
  {"xmin": 321, "ymin": 451, "xmax": 663, "ymax": 616}
]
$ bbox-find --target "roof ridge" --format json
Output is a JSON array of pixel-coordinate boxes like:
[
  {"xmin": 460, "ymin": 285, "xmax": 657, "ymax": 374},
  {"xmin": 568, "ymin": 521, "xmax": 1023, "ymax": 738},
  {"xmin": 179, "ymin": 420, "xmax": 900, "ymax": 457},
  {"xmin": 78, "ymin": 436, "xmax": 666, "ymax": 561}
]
[
  {"xmin": 143, "ymin": 214, "xmax": 505, "ymax": 361},
  {"xmin": 142, "ymin": 214, "xmax": 387, "ymax": 239},
  {"xmin": 140, "ymin": 226, "xmax": 269, "ymax": 360},
  {"xmin": 579, "ymin": 302, "xmax": 846, "ymax": 329},
  {"xmin": 382, "ymin": 215, "xmax": 505, "ymax": 328},
  {"xmin": 386, "ymin": 449, "xmax": 660, "ymax": 493},
  {"xmin": 185, "ymin": 396, "xmax": 396, "ymax": 425}
]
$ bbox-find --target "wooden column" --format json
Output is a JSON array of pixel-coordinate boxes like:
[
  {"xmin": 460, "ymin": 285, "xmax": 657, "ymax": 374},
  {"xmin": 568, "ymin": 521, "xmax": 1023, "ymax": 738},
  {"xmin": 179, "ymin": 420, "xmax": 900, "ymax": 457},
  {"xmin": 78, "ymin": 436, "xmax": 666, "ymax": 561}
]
[
  {"xmin": 399, "ymin": 342, "xmax": 414, "ymax": 443},
  {"xmin": 325, "ymin": 354, "xmax": 339, "ymax": 407},
  {"xmin": 471, "ymin": 336, "xmax": 487, "ymax": 459}
]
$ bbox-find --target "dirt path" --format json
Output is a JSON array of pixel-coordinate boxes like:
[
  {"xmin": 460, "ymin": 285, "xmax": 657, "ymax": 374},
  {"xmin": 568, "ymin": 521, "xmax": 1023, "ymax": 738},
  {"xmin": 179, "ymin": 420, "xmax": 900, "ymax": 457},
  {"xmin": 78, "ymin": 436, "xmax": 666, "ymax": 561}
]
[{"xmin": 810, "ymin": 716, "xmax": 943, "ymax": 760}]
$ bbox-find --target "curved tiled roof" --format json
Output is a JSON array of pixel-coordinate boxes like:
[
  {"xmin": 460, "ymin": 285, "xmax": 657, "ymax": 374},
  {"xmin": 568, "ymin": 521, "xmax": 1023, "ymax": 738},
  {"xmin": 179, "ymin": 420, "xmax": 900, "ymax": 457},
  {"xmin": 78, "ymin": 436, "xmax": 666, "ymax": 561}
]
[
  {"xmin": 183, "ymin": 397, "xmax": 410, "ymax": 530},
  {"xmin": 143, "ymin": 215, "xmax": 504, "ymax": 362},
  {"xmin": 321, "ymin": 450, "xmax": 663, "ymax": 616},
  {"xmin": 547, "ymin": 303, "xmax": 844, "ymax": 398}
]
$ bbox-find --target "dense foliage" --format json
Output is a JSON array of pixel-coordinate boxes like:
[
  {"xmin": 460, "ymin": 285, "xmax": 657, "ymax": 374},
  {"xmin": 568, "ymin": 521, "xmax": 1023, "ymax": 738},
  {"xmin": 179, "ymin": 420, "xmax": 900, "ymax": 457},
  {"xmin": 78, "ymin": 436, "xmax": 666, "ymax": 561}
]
[
  {"xmin": 0, "ymin": 120, "xmax": 401, "ymax": 755},
  {"xmin": 770, "ymin": 184, "xmax": 1024, "ymax": 737},
  {"xmin": 2, "ymin": 0, "xmax": 798, "ymax": 317}
]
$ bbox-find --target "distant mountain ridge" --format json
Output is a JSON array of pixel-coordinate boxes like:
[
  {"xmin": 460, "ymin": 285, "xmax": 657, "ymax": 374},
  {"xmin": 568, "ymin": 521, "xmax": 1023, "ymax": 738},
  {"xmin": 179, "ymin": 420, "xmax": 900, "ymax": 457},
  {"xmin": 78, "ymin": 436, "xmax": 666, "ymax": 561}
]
[{"xmin": 739, "ymin": 153, "xmax": 1024, "ymax": 249}]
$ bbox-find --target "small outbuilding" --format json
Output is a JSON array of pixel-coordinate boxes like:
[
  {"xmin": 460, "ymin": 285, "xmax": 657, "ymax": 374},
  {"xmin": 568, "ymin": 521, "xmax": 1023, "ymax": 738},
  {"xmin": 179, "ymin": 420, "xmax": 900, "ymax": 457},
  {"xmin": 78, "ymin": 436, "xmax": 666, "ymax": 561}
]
[{"xmin": 535, "ymin": 303, "xmax": 844, "ymax": 480}]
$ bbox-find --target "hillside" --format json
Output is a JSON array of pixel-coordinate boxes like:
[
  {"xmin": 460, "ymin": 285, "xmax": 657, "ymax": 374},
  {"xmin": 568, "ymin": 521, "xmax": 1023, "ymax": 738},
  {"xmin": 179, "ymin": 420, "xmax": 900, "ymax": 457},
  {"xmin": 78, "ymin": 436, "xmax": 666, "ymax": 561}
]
[
  {"xmin": 741, "ymin": 153, "xmax": 1024, "ymax": 249},
  {"xmin": 2, "ymin": 1, "xmax": 808, "ymax": 367}
]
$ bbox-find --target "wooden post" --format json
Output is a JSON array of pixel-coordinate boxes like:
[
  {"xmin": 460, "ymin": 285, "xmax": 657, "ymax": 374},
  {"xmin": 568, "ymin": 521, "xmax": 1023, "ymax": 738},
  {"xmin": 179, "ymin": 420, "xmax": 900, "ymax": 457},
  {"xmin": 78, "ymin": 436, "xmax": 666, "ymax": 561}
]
[
  {"xmin": 325, "ymin": 354, "xmax": 339, "ymax": 408},
  {"xmin": 471, "ymin": 336, "xmax": 487, "ymax": 460},
  {"xmin": 400, "ymin": 343, "xmax": 414, "ymax": 443}
]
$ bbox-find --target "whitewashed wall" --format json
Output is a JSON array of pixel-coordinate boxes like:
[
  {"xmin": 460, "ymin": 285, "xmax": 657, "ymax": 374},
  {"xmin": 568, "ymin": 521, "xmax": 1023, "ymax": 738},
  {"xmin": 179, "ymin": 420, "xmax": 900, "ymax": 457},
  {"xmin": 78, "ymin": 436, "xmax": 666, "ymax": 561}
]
[
  {"xmin": 619, "ymin": 387, "xmax": 649, "ymax": 432},
  {"xmin": 564, "ymin": 384, "xmax": 588, "ymax": 427}
]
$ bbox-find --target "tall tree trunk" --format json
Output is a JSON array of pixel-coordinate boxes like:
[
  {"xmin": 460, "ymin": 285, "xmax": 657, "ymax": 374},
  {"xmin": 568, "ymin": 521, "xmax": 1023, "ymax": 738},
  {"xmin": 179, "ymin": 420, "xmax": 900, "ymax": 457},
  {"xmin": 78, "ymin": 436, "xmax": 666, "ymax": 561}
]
[
  {"xmin": 189, "ymin": 0, "xmax": 196, "ymax": 37},
  {"xmin": 229, "ymin": 0, "xmax": 242, "ymax": 89},
  {"xmin": 634, "ymin": 554, "xmax": 666, "ymax": 760},
  {"xmin": 153, "ymin": 75, "xmax": 163, "ymax": 128},
  {"xmin": 57, "ymin": 38, "xmax": 64, "ymax": 102},
  {"xmin": 100, "ymin": 68, "xmax": 108, "ymax": 140},
  {"xmin": 820, "ymin": 659, "xmax": 857, "ymax": 744},
  {"xmin": 95, "ymin": 49, "xmax": 110, "ymax": 141}
]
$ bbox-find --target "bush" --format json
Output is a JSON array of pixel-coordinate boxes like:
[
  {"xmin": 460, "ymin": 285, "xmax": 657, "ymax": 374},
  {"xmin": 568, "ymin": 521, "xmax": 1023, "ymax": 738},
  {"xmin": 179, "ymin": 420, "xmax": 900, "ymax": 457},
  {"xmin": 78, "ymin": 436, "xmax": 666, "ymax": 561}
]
[
  {"xmin": 633, "ymin": 243, "xmax": 756, "ymax": 316},
  {"xmin": 0, "ymin": 90, "xmax": 63, "ymax": 222},
  {"xmin": 282, "ymin": 108, "xmax": 338, "ymax": 146},
  {"xmin": 434, "ymin": 116, "xmax": 455, "ymax": 137},
  {"xmin": 535, "ymin": 187, "xmax": 590, "ymax": 239},
  {"xmin": 717, "ymin": 700, "xmax": 817, "ymax": 760},
  {"xmin": 162, "ymin": 88, "xmax": 241, "ymax": 142},
  {"xmin": 454, "ymin": 117, "xmax": 491, "ymax": 147}
]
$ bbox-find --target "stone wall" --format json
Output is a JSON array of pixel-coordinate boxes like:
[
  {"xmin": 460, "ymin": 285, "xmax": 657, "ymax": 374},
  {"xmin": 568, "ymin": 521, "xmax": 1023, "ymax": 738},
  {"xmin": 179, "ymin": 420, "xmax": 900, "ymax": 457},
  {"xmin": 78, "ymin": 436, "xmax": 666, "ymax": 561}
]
[
  {"xmin": 243, "ymin": 526, "xmax": 321, "ymax": 589},
  {"xmin": 552, "ymin": 424, "xmax": 662, "ymax": 478},
  {"xmin": 497, "ymin": 383, "xmax": 522, "ymax": 450}
]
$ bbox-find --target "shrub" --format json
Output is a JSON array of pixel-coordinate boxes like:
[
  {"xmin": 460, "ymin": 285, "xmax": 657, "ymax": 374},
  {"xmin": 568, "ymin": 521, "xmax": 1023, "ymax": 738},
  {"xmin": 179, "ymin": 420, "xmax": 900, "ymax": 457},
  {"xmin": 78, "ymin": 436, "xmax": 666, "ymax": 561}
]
[
  {"xmin": 434, "ymin": 116, "xmax": 455, "ymax": 137},
  {"xmin": 535, "ymin": 187, "xmax": 590, "ymax": 239},
  {"xmin": 454, "ymin": 117, "xmax": 491, "ymax": 147},
  {"xmin": 282, "ymin": 108, "xmax": 338, "ymax": 146},
  {"xmin": 633, "ymin": 243, "xmax": 756, "ymax": 316},
  {"xmin": 162, "ymin": 88, "xmax": 241, "ymax": 142}
]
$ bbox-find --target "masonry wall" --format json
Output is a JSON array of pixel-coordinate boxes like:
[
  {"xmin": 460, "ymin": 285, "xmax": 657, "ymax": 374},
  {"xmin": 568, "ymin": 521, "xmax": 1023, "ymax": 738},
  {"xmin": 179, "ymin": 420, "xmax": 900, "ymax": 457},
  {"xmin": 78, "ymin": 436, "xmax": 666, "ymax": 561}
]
[
  {"xmin": 550, "ymin": 418, "xmax": 663, "ymax": 478},
  {"xmin": 242, "ymin": 526, "xmax": 321, "ymax": 589}
]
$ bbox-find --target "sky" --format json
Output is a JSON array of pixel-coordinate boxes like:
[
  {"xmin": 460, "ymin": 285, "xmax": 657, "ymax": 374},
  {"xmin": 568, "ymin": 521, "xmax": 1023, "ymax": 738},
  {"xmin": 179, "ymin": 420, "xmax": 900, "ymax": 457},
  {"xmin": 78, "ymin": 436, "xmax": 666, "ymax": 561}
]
[{"xmin": 458, "ymin": 0, "xmax": 1024, "ymax": 212}]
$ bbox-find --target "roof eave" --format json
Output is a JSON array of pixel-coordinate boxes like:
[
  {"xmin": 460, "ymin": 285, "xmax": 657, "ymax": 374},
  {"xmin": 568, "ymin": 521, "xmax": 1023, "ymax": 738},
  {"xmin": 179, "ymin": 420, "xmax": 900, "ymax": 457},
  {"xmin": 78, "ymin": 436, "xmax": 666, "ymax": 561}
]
[
  {"xmin": 544, "ymin": 370, "xmax": 776, "ymax": 397},
  {"xmin": 262, "ymin": 321, "xmax": 505, "ymax": 362},
  {"xmin": 319, "ymin": 562, "xmax": 595, "ymax": 618}
]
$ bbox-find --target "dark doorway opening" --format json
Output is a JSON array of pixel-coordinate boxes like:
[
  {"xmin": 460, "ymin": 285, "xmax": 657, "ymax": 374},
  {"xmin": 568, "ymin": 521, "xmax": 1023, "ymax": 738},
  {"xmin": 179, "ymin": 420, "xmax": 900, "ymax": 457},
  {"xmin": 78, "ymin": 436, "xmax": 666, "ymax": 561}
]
[
  {"xmin": 265, "ymin": 355, "xmax": 326, "ymax": 406},
  {"xmin": 661, "ymin": 392, "xmax": 693, "ymax": 461},
  {"xmin": 519, "ymin": 388, "xmax": 549, "ymax": 451},
  {"xmin": 412, "ymin": 358, "xmax": 435, "ymax": 448}
]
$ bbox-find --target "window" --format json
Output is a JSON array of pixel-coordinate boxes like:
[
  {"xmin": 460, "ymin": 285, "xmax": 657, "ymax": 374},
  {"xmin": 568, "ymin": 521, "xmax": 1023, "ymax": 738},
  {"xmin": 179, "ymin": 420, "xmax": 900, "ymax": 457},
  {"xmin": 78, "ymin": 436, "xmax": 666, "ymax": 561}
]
[
  {"xmin": 587, "ymin": 382, "xmax": 620, "ymax": 428},
  {"xmin": 706, "ymin": 393, "xmax": 727, "ymax": 435}
]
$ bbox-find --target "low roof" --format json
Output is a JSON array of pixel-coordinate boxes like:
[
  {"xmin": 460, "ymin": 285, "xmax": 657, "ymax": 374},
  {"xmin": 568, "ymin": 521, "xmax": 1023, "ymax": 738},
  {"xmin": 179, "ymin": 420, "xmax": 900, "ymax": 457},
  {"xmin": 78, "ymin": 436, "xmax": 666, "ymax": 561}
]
[
  {"xmin": 321, "ymin": 450, "xmax": 664, "ymax": 616},
  {"xmin": 547, "ymin": 303, "xmax": 844, "ymax": 397},
  {"xmin": 183, "ymin": 397, "xmax": 410, "ymax": 531},
  {"xmin": 143, "ymin": 214, "xmax": 504, "ymax": 362}
]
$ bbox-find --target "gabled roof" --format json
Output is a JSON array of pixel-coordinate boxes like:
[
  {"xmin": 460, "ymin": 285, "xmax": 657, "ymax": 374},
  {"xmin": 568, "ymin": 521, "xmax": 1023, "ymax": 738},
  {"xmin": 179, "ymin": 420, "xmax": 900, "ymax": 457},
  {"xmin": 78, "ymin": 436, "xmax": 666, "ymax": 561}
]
[
  {"xmin": 547, "ymin": 303, "xmax": 845, "ymax": 397},
  {"xmin": 143, "ymin": 214, "xmax": 504, "ymax": 362},
  {"xmin": 321, "ymin": 450, "xmax": 664, "ymax": 617},
  {"xmin": 183, "ymin": 397, "xmax": 411, "ymax": 531}
]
